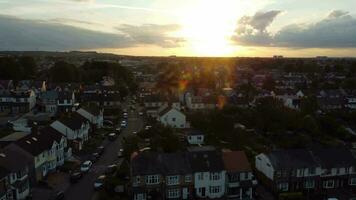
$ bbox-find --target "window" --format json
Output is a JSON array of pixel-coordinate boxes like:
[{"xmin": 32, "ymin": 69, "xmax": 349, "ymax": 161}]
[
  {"xmin": 172, "ymin": 117, "xmax": 176, "ymax": 122},
  {"xmin": 197, "ymin": 136, "xmax": 202, "ymax": 140},
  {"xmin": 145, "ymin": 175, "xmax": 160, "ymax": 185},
  {"xmin": 209, "ymin": 186, "xmax": 220, "ymax": 194},
  {"xmin": 198, "ymin": 173, "xmax": 204, "ymax": 180},
  {"xmin": 308, "ymin": 168, "xmax": 316, "ymax": 175},
  {"xmin": 134, "ymin": 193, "xmax": 146, "ymax": 200},
  {"xmin": 350, "ymin": 178, "xmax": 356, "ymax": 185},
  {"xmin": 323, "ymin": 180, "xmax": 334, "ymax": 188},
  {"xmin": 278, "ymin": 182, "xmax": 289, "ymax": 192},
  {"xmin": 305, "ymin": 180, "xmax": 315, "ymax": 188},
  {"xmin": 185, "ymin": 175, "xmax": 192, "ymax": 182},
  {"xmin": 166, "ymin": 176, "xmax": 179, "ymax": 185},
  {"xmin": 276, "ymin": 171, "xmax": 282, "ymax": 178},
  {"xmin": 134, "ymin": 176, "xmax": 141, "ymax": 185},
  {"xmin": 210, "ymin": 173, "xmax": 220, "ymax": 180},
  {"xmin": 167, "ymin": 188, "xmax": 180, "ymax": 198}
]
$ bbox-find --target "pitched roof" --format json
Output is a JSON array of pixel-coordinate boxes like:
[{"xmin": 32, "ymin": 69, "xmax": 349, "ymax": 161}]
[
  {"xmin": 131, "ymin": 151, "xmax": 191, "ymax": 176},
  {"xmin": 58, "ymin": 112, "xmax": 88, "ymax": 130},
  {"xmin": 81, "ymin": 105, "xmax": 101, "ymax": 116},
  {"xmin": 15, "ymin": 127, "xmax": 63, "ymax": 156},
  {"xmin": 267, "ymin": 149, "xmax": 319, "ymax": 170},
  {"xmin": 187, "ymin": 147, "xmax": 225, "ymax": 172},
  {"xmin": 312, "ymin": 148, "xmax": 356, "ymax": 168},
  {"xmin": 0, "ymin": 144, "xmax": 32, "ymax": 172},
  {"xmin": 222, "ymin": 151, "xmax": 251, "ymax": 172}
]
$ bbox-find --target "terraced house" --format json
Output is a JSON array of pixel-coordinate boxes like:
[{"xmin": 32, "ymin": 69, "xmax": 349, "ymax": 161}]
[
  {"xmin": 0, "ymin": 146, "xmax": 32, "ymax": 200},
  {"xmin": 255, "ymin": 148, "xmax": 356, "ymax": 199},
  {"xmin": 13, "ymin": 127, "xmax": 68, "ymax": 183},
  {"xmin": 131, "ymin": 146, "xmax": 232, "ymax": 200}
]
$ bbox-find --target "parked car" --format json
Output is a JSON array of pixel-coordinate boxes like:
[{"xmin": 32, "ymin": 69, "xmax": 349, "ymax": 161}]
[
  {"xmin": 105, "ymin": 164, "xmax": 118, "ymax": 175},
  {"xmin": 132, "ymin": 131, "xmax": 137, "ymax": 135},
  {"xmin": 108, "ymin": 133, "xmax": 117, "ymax": 141},
  {"xmin": 121, "ymin": 121, "xmax": 127, "ymax": 128},
  {"xmin": 117, "ymin": 149, "xmax": 124, "ymax": 158},
  {"xmin": 115, "ymin": 127, "xmax": 121, "ymax": 134},
  {"xmin": 70, "ymin": 171, "xmax": 83, "ymax": 183},
  {"xmin": 94, "ymin": 175, "xmax": 106, "ymax": 190},
  {"xmin": 145, "ymin": 125, "xmax": 152, "ymax": 130},
  {"xmin": 138, "ymin": 112, "xmax": 144, "ymax": 116},
  {"xmin": 90, "ymin": 152, "xmax": 100, "ymax": 162},
  {"xmin": 80, "ymin": 160, "xmax": 92, "ymax": 173},
  {"xmin": 96, "ymin": 146, "xmax": 105, "ymax": 155},
  {"xmin": 52, "ymin": 191, "xmax": 64, "ymax": 200}
]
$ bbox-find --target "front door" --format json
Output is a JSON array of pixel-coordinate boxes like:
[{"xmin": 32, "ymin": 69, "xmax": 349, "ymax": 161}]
[
  {"xmin": 182, "ymin": 188, "xmax": 188, "ymax": 199},
  {"xmin": 201, "ymin": 187, "xmax": 206, "ymax": 197}
]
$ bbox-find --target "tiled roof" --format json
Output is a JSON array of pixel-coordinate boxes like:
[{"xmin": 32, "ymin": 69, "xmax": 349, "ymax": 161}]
[
  {"xmin": 15, "ymin": 127, "xmax": 63, "ymax": 156},
  {"xmin": 222, "ymin": 151, "xmax": 251, "ymax": 172}
]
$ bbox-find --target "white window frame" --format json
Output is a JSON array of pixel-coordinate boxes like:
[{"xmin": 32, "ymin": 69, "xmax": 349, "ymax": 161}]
[
  {"xmin": 167, "ymin": 188, "xmax": 180, "ymax": 199},
  {"xmin": 185, "ymin": 175, "xmax": 192, "ymax": 183},
  {"xmin": 166, "ymin": 175, "xmax": 179, "ymax": 186},
  {"xmin": 145, "ymin": 175, "xmax": 160, "ymax": 185},
  {"xmin": 210, "ymin": 172, "xmax": 220, "ymax": 181},
  {"xmin": 209, "ymin": 186, "xmax": 220, "ymax": 194},
  {"xmin": 350, "ymin": 178, "xmax": 356, "ymax": 185},
  {"xmin": 278, "ymin": 182, "xmax": 289, "ymax": 192},
  {"xmin": 323, "ymin": 180, "xmax": 334, "ymax": 188},
  {"xmin": 305, "ymin": 180, "xmax": 315, "ymax": 189}
]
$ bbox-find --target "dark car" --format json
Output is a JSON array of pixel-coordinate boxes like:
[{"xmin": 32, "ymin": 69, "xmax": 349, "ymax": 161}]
[
  {"xmin": 70, "ymin": 171, "xmax": 83, "ymax": 183},
  {"xmin": 105, "ymin": 164, "xmax": 118, "ymax": 175},
  {"xmin": 52, "ymin": 191, "xmax": 65, "ymax": 200},
  {"xmin": 90, "ymin": 152, "xmax": 100, "ymax": 162},
  {"xmin": 108, "ymin": 133, "xmax": 117, "ymax": 141},
  {"xmin": 96, "ymin": 146, "xmax": 105, "ymax": 155}
]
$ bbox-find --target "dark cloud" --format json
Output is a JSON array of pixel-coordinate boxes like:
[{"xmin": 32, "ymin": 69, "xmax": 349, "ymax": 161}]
[
  {"xmin": 0, "ymin": 15, "xmax": 182, "ymax": 51},
  {"xmin": 117, "ymin": 24, "xmax": 185, "ymax": 48},
  {"xmin": 232, "ymin": 10, "xmax": 356, "ymax": 48}
]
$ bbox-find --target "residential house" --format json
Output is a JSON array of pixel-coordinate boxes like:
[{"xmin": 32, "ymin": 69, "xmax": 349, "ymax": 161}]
[
  {"xmin": 255, "ymin": 148, "xmax": 356, "ymax": 199},
  {"xmin": 317, "ymin": 90, "xmax": 346, "ymax": 111},
  {"xmin": 50, "ymin": 113, "xmax": 90, "ymax": 151},
  {"xmin": 0, "ymin": 147, "xmax": 32, "ymax": 200},
  {"xmin": 144, "ymin": 95, "xmax": 168, "ymax": 109},
  {"xmin": 13, "ymin": 127, "xmax": 68, "ymax": 183},
  {"xmin": 0, "ymin": 167, "xmax": 10, "ymax": 200},
  {"xmin": 222, "ymin": 150, "xmax": 255, "ymax": 200},
  {"xmin": 57, "ymin": 91, "xmax": 76, "ymax": 113},
  {"xmin": 158, "ymin": 107, "xmax": 186, "ymax": 129},
  {"xmin": 131, "ymin": 151, "xmax": 193, "ymax": 200},
  {"xmin": 76, "ymin": 106, "xmax": 104, "ymax": 129},
  {"xmin": 38, "ymin": 90, "xmax": 58, "ymax": 113},
  {"xmin": 187, "ymin": 146, "xmax": 226, "ymax": 199},
  {"xmin": 275, "ymin": 90, "xmax": 305, "ymax": 110},
  {"xmin": 186, "ymin": 130, "xmax": 204, "ymax": 145},
  {"xmin": 0, "ymin": 90, "xmax": 36, "ymax": 114},
  {"xmin": 185, "ymin": 94, "xmax": 216, "ymax": 110}
]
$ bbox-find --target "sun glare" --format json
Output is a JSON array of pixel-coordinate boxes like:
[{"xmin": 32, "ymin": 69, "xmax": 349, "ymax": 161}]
[{"xmin": 177, "ymin": 0, "xmax": 243, "ymax": 56}]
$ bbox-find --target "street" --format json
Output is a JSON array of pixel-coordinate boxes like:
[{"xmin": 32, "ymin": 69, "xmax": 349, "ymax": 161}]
[{"xmin": 64, "ymin": 102, "xmax": 143, "ymax": 200}]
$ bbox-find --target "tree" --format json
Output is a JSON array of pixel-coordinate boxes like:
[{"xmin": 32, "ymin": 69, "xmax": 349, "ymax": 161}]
[
  {"xmin": 50, "ymin": 61, "xmax": 78, "ymax": 82},
  {"xmin": 19, "ymin": 56, "xmax": 37, "ymax": 79},
  {"xmin": 301, "ymin": 115, "xmax": 320, "ymax": 136}
]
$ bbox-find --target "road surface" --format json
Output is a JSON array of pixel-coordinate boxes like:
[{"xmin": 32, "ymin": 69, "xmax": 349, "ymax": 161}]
[{"xmin": 64, "ymin": 103, "xmax": 143, "ymax": 200}]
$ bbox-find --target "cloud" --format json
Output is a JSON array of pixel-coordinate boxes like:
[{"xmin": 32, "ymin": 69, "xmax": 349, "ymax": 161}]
[
  {"xmin": 0, "ymin": 15, "xmax": 183, "ymax": 51},
  {"xmin": 117, "ymin": 24, "xmax": 185, "ymax": 48},
  {"xmin": 232, "ymin": 10, "xmax": 356, "ymax": 48}
]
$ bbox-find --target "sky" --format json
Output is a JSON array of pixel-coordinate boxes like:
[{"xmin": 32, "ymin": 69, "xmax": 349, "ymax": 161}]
[{"xmin": 0, "ymin": 0, "xmax": 356, "ymax": 57}]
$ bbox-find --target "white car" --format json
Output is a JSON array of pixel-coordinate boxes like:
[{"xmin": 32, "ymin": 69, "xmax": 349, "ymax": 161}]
[{"xmin": 80, "ymin": 160, "xmax": 92, "ymax": 173}]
